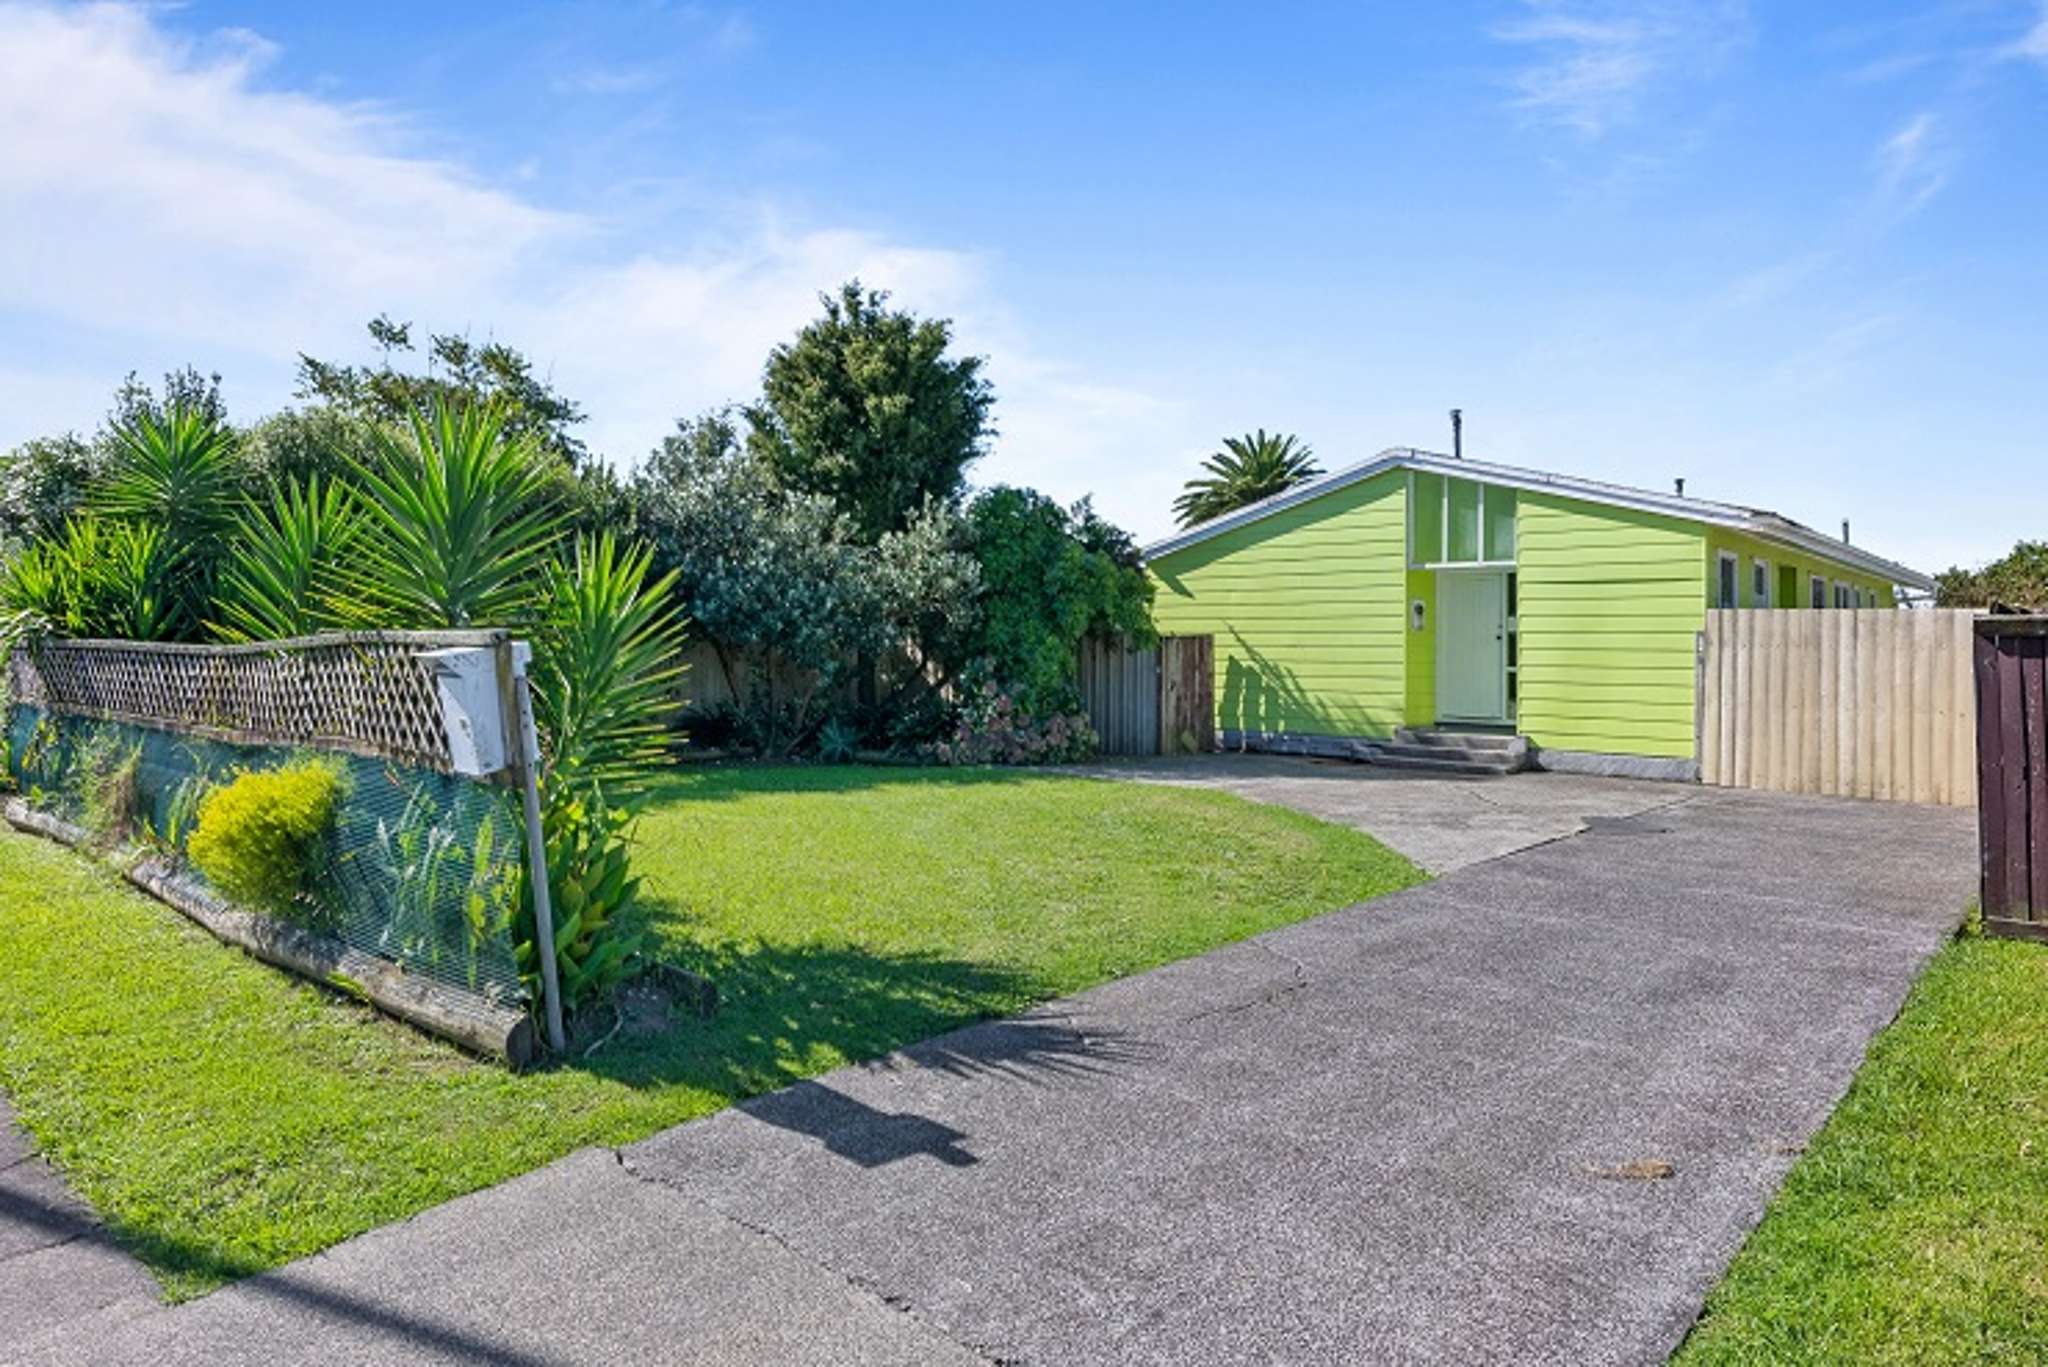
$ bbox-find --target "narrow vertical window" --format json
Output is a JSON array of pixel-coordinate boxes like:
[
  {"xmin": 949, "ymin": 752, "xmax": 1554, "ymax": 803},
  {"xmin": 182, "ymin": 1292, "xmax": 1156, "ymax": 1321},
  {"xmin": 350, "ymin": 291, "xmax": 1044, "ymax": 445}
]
[
  {"xmin": 1410, "ymin": 472, "xmax": 1443, "ymax": 564},
  {"xmin": 1751, "ymin": 559, "xmax": 1770, "ymax": 607},
  {"xmin": 1484, "ymin": 485, "xmax": 1517, "ymax": 561},
  {"xmin": 1717, "ymin": 552, "xmax": 1739, "ymax": 608},
  {"xmin": 1810, "ymin": 574, "xmax": 1826, "ymax": 609},
  {"xmin": 1447, "ymin": 479, "xmax": 1481, "ymax": 562}
]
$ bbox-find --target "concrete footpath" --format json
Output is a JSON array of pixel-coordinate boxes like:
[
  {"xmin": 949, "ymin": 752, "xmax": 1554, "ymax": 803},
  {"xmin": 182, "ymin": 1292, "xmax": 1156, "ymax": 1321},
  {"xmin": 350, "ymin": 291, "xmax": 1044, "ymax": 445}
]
[
  {"xmin": 8, "ymin": 779, "xmax": 1977, "ymax": 1366},
  {"xmin": 0, "ymin": 1096, "xmax": 159, "ymax": 1351}
]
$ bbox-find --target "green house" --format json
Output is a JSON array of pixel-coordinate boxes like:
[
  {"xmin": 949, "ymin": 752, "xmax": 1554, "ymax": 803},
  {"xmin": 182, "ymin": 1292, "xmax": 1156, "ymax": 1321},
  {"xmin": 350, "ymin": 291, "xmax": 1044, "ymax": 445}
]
[{"xmin": 1143, "ymin": 450, "xmax": 1934, "ymax": 778}]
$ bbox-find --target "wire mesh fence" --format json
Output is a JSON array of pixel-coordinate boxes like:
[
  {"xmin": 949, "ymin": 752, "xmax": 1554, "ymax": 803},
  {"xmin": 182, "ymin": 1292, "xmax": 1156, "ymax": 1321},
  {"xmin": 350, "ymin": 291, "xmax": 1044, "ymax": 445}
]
[
  {"xmin": 7, "ymin": 631, "xmax": 504, "ymax": 771},
  {"xmin": 3, "ymin": 633, "xmax": 531, "ymax": 1014}
]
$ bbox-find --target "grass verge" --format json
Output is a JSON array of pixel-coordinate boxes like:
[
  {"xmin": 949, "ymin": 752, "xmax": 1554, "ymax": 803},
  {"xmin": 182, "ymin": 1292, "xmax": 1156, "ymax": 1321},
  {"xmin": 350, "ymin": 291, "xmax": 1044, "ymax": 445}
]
[
  {"xmin": 0, "ymin": 763, "xmax": 1420, "ymax": 1300},
  {"xmin": 1678, "ymin": 925, "xmax": 2048, "ymax": 1363}
]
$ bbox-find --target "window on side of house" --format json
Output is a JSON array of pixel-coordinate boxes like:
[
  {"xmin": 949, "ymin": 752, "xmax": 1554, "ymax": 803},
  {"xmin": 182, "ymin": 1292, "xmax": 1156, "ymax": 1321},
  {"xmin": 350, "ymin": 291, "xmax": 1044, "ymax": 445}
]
[
  {"xmin": 1446, "ymin": 478, "xmax": 1482, "ymax": 562},
  {"xmin": 1751, "ymin": 558, "xmax": 1771, "ymax": 608},
  {"xmin": 1483, "ymin": 485, "xmax": 1517, "ymax": 562},
  {"xmin": 1412, "ymin": 474, "xmax": 1514, "ymax": 567},
  {"xmin": 1409, "ymin": 472, "xmax": 1444, "ymax": 565},
  {"xmin": 1833, "ymin": 582, "xmax": 1851, "ymax": 609},
  {"xmin": 1810, "ymin": 574, "xmax": 1827, "ymax": 609},
  {"xmin": 1717, "ymin": 551, "xmax": 1740, "ymax": 608}
]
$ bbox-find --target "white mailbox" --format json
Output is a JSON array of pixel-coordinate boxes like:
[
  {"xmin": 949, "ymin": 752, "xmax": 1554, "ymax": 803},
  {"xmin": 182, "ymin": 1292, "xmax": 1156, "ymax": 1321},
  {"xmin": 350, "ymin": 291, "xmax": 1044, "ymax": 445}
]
[{"xmin": 419, "ymin": 646, "xmax": 512, "ymax": 777}]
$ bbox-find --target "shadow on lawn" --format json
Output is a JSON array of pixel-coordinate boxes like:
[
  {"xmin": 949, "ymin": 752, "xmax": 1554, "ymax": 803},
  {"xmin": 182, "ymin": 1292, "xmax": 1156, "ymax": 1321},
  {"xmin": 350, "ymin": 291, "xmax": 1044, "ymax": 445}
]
[
  {"xmin": 569, "ymin": 922, "xmax": 1153, "ymax": 1106},
  {"xmin": 638, "ymin": 760, "xmax": 1051, "ymax": 805}
]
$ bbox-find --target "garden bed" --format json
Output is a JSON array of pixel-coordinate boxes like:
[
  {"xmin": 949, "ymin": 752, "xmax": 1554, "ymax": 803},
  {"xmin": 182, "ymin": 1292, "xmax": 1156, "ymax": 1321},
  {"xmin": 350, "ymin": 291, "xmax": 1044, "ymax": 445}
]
[{"xmin": 0, "ymin": 764, "xmax": 1422, "ymax": 1301}]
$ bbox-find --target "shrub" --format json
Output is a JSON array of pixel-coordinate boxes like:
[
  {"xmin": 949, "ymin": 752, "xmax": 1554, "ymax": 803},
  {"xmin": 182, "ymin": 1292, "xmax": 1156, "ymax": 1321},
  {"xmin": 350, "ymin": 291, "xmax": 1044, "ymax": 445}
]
[
  {"xmin": 928, "ymin": 683, "xmax": 1098, "ymax": 766},
  {"xmin": 518, "ymin": 787, "xmax": 643, "ymax": 1012},
  {"xmin": 961, "ymin": 487, "xmax": 1154, "ymax": 718},
  {"xmin": 815, "ymin": 716, "xmax": 860, "ymax": 763},
  {"xmin": 186, "ymin": 760, "xmax": 343, "ymax": 915}
]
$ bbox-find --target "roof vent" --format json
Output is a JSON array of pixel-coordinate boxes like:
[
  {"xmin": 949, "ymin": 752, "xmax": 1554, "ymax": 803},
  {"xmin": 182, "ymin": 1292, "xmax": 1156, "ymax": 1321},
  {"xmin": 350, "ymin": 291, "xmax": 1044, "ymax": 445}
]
[
  {"xmin": 1674, "ymin": 478, "xmax": 1685, "ymax": 497},
  {"xmin": 1841, "ymin": 519, "xmax": 1851, "ymax": 544},
  {"xmin": 1449, "ymin": 408, "xmax": 1463, "ymax": 460}
]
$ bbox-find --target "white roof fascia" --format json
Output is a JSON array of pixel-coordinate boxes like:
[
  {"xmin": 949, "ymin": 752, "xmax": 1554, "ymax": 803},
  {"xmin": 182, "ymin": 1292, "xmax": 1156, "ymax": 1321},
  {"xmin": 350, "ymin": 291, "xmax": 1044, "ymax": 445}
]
[{"xmin": 1142, "ymin": 448, "xmax": 1933, "ymax": 591}]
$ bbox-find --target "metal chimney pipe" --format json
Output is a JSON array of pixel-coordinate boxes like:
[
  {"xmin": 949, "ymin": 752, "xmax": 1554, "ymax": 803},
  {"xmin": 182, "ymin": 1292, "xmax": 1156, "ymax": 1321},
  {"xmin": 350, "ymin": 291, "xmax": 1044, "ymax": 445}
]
[
  {"xmin": 1450, "ymin": 408, "xmax": 1463, "ymax": 460},
  {"xmin": 1841, "ymin": 519, "xmax": 1851, "ymax": 543},
  {"xmin": 1674, "ymin": 477, "xmax": 1685, "ymax": 497}
]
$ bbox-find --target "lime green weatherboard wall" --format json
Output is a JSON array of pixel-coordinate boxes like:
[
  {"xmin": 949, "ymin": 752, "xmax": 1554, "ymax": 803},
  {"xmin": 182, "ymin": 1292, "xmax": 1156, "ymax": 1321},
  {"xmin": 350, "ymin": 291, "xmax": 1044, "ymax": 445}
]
[
  {"xmin": 1149, "ymin": 470, "xmax": 1407, "ymax": 741},
  {"xmin": 1147, "ymin": 463, "xmax": 1909, "ymax": 763},
  {"xmin": 1515, "ymin": 493, "xmax": 1704, "ymax": 760}
]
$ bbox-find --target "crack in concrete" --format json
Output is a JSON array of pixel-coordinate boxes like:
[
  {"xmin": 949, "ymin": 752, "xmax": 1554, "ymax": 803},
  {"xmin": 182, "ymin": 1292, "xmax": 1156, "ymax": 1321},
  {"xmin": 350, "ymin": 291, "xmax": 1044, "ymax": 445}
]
[
  {"xmin": 1176, "ymin": 937, "xmax": 1313, "ymax": 1025},
  {"xmin": 610, "ymin": 1148, "xmax": 1004, "ymax": 1366}
]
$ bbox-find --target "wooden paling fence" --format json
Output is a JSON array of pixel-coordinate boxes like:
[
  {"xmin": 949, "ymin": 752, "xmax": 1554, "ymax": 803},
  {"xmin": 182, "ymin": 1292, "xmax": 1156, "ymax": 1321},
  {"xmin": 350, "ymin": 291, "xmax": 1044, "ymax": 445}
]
[
  {"xmin": 1078, "ymin": 634, "xmax": 1214, "ymax": 757},
  {"xmin": 1697, "ymin": 609, "xmax": 1976, "ymax": 807},
  {"xmin": 1974, "ymin": 617, "xmax": 2048, "ymax": 941}
]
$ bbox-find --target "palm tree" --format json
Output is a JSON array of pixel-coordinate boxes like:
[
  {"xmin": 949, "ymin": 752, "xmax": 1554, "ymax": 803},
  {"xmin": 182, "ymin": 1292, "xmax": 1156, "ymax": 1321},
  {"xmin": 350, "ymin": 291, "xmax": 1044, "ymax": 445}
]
[{"xmin": 1173, "ymin": 430, "xmax": 1323, "ymax": 529}]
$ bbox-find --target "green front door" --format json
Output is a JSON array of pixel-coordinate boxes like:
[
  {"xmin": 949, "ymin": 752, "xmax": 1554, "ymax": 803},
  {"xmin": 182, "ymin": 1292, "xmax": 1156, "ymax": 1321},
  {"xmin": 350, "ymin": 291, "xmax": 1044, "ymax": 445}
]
[{"xmin": 1437, "ymin": 570, "xmax": 1508, "ymax": 722}]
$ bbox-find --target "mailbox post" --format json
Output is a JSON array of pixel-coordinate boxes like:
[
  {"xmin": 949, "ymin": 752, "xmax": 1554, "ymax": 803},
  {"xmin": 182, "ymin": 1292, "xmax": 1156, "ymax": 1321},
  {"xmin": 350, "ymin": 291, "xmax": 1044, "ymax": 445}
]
[{"xmin": 420, "ymin": 642, "xmax": 566, "ymax": 1053}]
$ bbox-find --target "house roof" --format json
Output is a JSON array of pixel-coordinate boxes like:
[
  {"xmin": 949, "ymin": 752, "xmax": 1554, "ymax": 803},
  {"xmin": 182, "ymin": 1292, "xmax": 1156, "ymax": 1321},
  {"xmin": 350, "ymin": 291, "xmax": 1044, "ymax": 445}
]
[{"xmin": 1142, "ymin": 447, "xmax": 1935, "ymax": 591}]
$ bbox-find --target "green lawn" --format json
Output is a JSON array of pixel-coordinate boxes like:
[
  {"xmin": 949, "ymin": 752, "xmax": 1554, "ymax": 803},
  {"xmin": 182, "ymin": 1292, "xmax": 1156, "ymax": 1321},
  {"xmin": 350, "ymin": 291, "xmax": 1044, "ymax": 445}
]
[
  {"xmin": 0, "ymin": 763, "xmax": 1420, "ymax": 1300},
  {"xmin": 1679, "ymin": 927, "xmax": 2048, "ymax": 1363}
]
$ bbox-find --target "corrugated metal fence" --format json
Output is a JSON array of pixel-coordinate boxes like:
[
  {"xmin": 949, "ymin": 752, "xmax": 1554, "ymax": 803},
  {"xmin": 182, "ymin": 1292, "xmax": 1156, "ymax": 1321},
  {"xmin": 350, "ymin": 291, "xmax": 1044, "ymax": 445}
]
[
  {"xmin": 1698, "ymin": 609, "xmax": 1976, "ymax": 806},
  {"xmin": 1974, "ymin": 616, "xmax": 2048, "ymax": 941},
  {"xmin": 1078, "ymin": 635, "xmax": 1214, "ymax": 757}
]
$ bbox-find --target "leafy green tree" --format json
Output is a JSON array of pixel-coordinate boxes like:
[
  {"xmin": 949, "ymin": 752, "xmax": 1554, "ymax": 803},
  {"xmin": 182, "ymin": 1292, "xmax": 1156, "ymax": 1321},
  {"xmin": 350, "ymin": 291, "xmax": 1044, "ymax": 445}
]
[
  {"xmin": 239, "ymin": 407, "xmax": 385, "ymax": 494},
  {"xmin": 105, "ymin": 367, "xmax": 227, "ymax": 433},
  {"xmin": 530, "ymin": 532, "xmax": 687, "ymax": 795},
  {"xmin": 211, "ymin": 478, "xmax": 363, "ymax": 643},
  {"xmin": 0, "ymin": 435, "xmax": 99, "ymax": 549},
  {"xmin": 749, "ymin": 281, "xmax": 994, "ymax": 541},
  {"xmin": 635, "ymin": 423, "xmax": 879, "ymax": 752},
  {"xmin": 298, "ymin": 315, "xmax": 589, "ymax": 467},
  {"xmin": 3, "ymin": 371, "xmax": 228, "ymax": 555},
  {"xmin": 1172, "ymin": 430, "xmax": 1322, "ymax": 528},
  {"xmin": 0, "ymin": 517, "xmax": 178, "ymax": 641},
  {"xmin": 344, "ymin": 402, "xmax": 565, "ymax": 629},
  {"xmin": 962, "ymin": 487, "xmax": 1155, "ymax": 717},
  {"xmin": 870, "ymin": 497, "xmax": 982, "ymax": 708},
  {"xmin": 91, "ymin": 403, "xmax": 243, "ymax": 637},
  {"xmin": 1936, "ymin": 541, "xmax": 2048, "ymax": 610}
]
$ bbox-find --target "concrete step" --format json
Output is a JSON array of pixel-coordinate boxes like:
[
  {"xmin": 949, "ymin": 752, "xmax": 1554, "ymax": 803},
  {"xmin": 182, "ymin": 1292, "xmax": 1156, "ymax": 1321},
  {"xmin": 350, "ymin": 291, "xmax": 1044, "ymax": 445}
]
[
  {"xmin": 1358, "ymin": 749, "xmax": 1516, "ymax": 777},
  {"xmin": 1394, "ymin": 728, "xmax": 1527, "ymax": 757}
]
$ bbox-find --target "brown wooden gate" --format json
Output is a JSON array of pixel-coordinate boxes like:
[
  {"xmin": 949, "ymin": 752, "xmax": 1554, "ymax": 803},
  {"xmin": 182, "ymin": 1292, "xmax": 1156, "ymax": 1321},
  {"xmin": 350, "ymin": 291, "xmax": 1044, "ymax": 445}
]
[
  {"xmin": 1974, "ymin": 616, "xmax": 2048, "ymax": 941},
  {"xmin": 1077, "ymin": 634, "xmax": 1214, "ymax": 757}
]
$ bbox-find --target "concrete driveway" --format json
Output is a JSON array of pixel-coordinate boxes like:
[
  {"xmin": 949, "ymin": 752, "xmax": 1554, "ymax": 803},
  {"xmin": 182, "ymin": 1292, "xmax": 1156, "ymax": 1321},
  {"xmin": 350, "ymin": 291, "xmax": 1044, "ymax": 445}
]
[
  {"xmin": 1067, "ymin": 752, "xmax": 1700, "ymax": 873},
  {"xmin": 14, "ymin": 771, "xmax": 1978, "ymax": 1366}
]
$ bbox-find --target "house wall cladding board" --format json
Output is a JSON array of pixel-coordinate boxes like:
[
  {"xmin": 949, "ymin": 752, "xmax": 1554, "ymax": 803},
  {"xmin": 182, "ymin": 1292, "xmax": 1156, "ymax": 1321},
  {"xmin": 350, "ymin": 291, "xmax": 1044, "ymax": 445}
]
[
  {"xmin": 1403, "ymin": 568, "xmax": 1436, "ymax": 727},
  {"xmin": 1703, "ymin": 528, "xmax": 1898, "ymax": 607},
  {"xmin": 1515, "ymin": 492, "xmax": 1707, "ymax": 760},
  {"xmin": 1149, "ymin": 471, "xmax": 1408, "ymax": 741}
]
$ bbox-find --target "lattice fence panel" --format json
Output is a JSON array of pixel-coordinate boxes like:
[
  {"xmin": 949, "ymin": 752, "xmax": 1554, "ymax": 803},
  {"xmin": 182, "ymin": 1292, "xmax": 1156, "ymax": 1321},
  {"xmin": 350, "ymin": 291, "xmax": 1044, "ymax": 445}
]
[{"xmin": 7, "ymin": 631, "xmax": 504, "ymax": 772}]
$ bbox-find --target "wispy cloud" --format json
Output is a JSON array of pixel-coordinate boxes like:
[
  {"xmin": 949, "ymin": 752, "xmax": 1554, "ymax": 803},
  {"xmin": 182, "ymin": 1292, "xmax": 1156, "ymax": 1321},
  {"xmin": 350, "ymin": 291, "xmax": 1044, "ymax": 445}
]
[
  {"xmin": 0, "ymin": 1, "xmax": 1176, "ymax": 529},
  {"xmin": 1719, "ymin": 250, "xmax": 1835, "ymax": 311},
  {"xmin": 1842, "ymin": 51, "xmax": 1933, "ymax": 84},
  {"xmin": 1874, "ymin": 111, "xmax": 1947, "ymax": 216},
  {"xmin": 550, "ymin": 65, "xmax": 664, "ymax": 96},
  {"xmin": 2002, "ymin": 2, "xmax": 2048, "ymax": 65},
  {"xmin": 709, "ymin": 12, "xmax": 756, "ymax": 57},
  {"xmin": 1490, "ymin": 0, "xmax": 1749, "ymax": 136},
  {"xmin": 1770, "ymin": 310, "xmax": 1898, "ymax": 392}
]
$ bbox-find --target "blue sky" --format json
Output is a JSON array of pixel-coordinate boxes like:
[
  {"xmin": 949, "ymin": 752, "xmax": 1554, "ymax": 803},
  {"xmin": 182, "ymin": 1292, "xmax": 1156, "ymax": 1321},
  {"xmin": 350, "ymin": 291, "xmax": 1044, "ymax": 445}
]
[{"xmin": 3, "ymin": 2, "xmax": 2044, "ymax": 571}]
